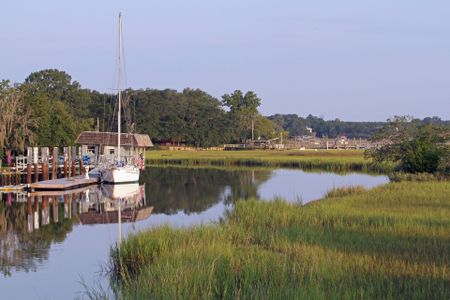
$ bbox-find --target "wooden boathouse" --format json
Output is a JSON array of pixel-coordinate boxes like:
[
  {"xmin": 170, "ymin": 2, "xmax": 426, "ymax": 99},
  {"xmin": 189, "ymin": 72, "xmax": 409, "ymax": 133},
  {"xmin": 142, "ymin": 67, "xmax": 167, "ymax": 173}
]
[{"xmin": 75, "ymin": 131, "xmax": 153, "ymax": 159}]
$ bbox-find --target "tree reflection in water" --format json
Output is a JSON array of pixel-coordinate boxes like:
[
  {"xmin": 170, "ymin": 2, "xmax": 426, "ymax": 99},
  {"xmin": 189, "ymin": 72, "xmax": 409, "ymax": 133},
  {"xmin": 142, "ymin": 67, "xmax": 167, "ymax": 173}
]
[
  {"xmin": 0, "ymin": 184, "xmax": 148, "ymax": 277},
  {"xmin": 0, "ymin": 194, "xmax": 75, "ymax": 276},
  {"xmin": 141, "ymin": 167, "xmax": 272, "ymax": 214},
  {"xmin": 0, "ymin": 167, "xmax": 273, "ymax": 277}
]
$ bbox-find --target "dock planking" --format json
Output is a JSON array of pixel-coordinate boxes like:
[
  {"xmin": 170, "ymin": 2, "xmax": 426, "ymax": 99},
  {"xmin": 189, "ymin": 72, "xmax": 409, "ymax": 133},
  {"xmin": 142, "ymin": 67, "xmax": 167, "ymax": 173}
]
[
  {"xmin": 28, "ymin": 185, "xmax": 93, "ymax": 197},
  {"xmin": 0, "ymin": 185, "xmax": 26, "ymax": 192},
  {"xmin": 30, "ymin": 176, "xmax": 98, "ymax": 190}
]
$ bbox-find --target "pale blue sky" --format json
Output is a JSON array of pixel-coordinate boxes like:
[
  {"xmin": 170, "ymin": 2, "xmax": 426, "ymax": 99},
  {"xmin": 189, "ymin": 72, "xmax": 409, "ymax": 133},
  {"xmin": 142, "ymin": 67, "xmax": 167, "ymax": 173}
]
[{"xmin": 1, "ymin": 1, "xmax": 449, "ymax": 121}]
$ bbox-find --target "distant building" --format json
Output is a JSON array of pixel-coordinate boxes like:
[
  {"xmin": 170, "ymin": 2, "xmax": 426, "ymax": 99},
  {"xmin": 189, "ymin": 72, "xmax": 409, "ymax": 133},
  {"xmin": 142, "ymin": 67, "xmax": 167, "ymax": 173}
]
[{"xmin": 75, "ymin": 131, "xmax": 153, "ymax": 159}]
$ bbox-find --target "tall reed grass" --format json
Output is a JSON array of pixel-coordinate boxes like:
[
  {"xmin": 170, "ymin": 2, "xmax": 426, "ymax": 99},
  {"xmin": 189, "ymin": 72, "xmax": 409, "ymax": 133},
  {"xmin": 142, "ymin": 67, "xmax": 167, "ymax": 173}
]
[{"xmin": 110, "ymin": 181, "xmax": 450, "ymax": 299}]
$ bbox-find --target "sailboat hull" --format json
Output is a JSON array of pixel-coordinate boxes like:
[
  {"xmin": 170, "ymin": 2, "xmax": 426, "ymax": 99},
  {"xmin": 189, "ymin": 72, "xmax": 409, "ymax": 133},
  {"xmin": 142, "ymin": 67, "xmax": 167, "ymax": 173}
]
[{"xmin": 101, "ymin": 166, "xmax": 140, "ymax": 184}]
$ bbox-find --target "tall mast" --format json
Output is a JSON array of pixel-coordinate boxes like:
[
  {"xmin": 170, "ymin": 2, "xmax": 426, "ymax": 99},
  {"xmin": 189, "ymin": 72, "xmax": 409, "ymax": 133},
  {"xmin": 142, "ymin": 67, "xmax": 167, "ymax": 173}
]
[{"xmin": 117, "ymin": 12, "xmax": 122, "ymax": 162}]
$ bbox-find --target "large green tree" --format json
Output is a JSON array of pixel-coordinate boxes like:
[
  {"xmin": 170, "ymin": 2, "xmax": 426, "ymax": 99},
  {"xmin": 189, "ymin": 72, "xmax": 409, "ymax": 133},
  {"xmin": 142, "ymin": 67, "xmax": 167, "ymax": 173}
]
[
  {"xmin": 21, "ymin": 69, "xmax": 92, "ymax": 146},
  {"xmin": 222, "ymin": 90, "xmax": 262, "ymax": 142},
  {"xmin": 0, "ymin": 81, "xmax": 36, "ymax": 153}
]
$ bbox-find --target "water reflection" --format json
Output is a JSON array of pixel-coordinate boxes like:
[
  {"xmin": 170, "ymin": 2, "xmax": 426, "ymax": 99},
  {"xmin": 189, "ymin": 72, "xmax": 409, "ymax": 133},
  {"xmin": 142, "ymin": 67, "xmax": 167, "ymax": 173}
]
[
  {"xmin": 142, "ymin": 168, "xmax": 271, "ymax": 214},
  {"xmin": 0, "ymin": 184, "xmax": 149, "ymax": 277},
  {"xmin": 0, "ymin": 167, "xmax": 388, "ymax": 298}
]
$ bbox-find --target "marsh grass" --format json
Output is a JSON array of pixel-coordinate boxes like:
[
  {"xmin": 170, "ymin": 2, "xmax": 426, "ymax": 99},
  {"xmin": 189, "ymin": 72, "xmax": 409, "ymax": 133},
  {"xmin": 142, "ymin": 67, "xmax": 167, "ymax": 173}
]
[
  {"xmin": 146, "ymin": 150, "xmax": 394, "ymax": 173},
  {"xmin": 324, "ymin": 185, "xmax": 367, "ymax": 198},
  {"xmin": 388, "ymin": 172, "xmax": 449, "ymax": 182},
  {"xmin": 111, "ymin": 181, "xmax": 450, "ymax": 299}
]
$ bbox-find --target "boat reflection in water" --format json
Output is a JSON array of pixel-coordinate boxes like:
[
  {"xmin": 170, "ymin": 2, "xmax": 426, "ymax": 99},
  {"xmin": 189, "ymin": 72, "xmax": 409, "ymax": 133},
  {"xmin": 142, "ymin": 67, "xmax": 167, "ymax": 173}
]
[{"xmin": 78, "ymin": 184, "xmax": 152, "ymax": 225}]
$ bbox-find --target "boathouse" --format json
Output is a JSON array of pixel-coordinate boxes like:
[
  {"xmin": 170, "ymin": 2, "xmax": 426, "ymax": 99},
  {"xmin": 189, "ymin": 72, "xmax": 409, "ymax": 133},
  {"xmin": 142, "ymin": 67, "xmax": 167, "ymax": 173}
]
[{"xmin": 75, "ymin": 131, "xmax": 153, "ymax": 159}]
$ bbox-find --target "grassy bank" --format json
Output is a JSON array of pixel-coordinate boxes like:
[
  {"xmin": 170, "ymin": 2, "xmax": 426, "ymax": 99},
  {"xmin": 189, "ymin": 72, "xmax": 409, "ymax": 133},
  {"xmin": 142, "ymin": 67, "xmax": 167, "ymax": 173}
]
[
  {"xmin": 111, "ymin": 181, "xmax": 450, "ymax": 299},
  {"xmin": 146, "ymin": 150, "xmax": 390, "ymax": 172}
]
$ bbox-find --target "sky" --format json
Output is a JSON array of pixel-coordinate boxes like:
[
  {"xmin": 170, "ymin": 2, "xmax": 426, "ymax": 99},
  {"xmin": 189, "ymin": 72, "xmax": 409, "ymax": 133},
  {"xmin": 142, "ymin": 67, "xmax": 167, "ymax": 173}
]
[{"xmin": 1, "ymin": 0, "xmax": 450, "ymax": 121}]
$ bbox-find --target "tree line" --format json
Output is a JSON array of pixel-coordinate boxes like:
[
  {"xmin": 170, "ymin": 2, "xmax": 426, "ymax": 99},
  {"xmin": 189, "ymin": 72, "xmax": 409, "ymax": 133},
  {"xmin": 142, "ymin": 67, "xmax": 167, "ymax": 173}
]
[
  {"xmin": 1, "ymin": 69, "xmax": 449, "ymax": 158},
  {"xmin": 0, "ymin": 69, "xmax": 277, "ymax": 155},
  {"xmin": 269, "ymin": 114, "xmax": 450, "ymax": 139}
]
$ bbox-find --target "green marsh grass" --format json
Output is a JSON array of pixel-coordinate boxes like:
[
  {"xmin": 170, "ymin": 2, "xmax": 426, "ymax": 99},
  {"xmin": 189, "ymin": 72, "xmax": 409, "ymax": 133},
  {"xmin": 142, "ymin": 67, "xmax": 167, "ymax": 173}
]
[
  {"xmin": 146, "ymin": 150, "xmax": 393, "ymax": 173},
  {"xmin": 111, "ymin": 181, "xmax": 450, "ymax": 299},
  {"xmin": 324, "ymin": 185, "xmax": 367, "ymax": 198}
]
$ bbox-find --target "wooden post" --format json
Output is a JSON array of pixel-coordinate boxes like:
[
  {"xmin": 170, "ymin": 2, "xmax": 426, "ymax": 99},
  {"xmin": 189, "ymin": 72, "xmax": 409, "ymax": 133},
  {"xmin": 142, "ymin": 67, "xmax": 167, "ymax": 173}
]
[
  {"xmin": 78, "ymin": 147, "xmax": 84, "ymax": 175},
  {"xmin": 44, "ymin": 163, "xmax": 49, "ymax": 181},
  {"xmin": 26, "ymin": 147, "xmax": 32, "ymax": 184},
  {"xmin": 71, "ymin": 146, "xmax": 77, "ymax": 176},
  {"xmin": 63, "ymin": 161, "xmax": 68, "ymax": 178},
  {"xmin": 41, "ymin": 147, "xmax": 49, "ymax": 181},
  {"xmin": 71, "ymin": 160, "xmax": 76, "ymax": 177},
  {"xmin": 64, "ymin": 147, "xmax": 69, "ymax": 178},
  {"xmin": 34, "ymin": 163, "xmax": 39, "ymax": 183},
  {"xmin": 32, "ymin": 147, "xmax": 39, "ymax": 182},
  {"xmin": 52, "ymin": 147, "xmax": 58, "ymax": 180}
]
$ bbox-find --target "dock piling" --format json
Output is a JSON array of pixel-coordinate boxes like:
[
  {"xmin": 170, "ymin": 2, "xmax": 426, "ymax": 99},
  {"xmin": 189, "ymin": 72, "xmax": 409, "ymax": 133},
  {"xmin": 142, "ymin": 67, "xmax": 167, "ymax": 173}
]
[
  {"xmin": 42, "ymin": 147, "xmax": 49, "ymax": 181},
  {"xmin": 34, "ymin": 163, "xmax": 39, "ymax": 183},
  {"xmin": 27, "ymin": 164, "xmax": 32, "ymax": 184},
  {"xmin": 64, "ymin": 147, "xmax": 69, "ymax": 178},
  {"xmin": 33, "ymin": 147, "xmax": 39, "ymax": 183},
  {"xmin": 71, "ymin": 146, "xmax": 77, "ymax": 177},
  {"xmin": 52, "ymin": 147, "xmax": 58, "ymax": 180}
]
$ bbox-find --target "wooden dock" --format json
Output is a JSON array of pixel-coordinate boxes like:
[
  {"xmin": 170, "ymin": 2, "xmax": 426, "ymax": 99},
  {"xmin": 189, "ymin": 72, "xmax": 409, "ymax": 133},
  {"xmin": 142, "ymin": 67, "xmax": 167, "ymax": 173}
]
[
  {"xmin": 30, "ymin": 176, "xmax": 98, "ymax": 190},
  {"xmin": 28, "ymin": 185, "xmax": 93, "ymax": 197},
  {"xmin": 0, "ymin": 185, "xmax": 26, "ymax": 193}
]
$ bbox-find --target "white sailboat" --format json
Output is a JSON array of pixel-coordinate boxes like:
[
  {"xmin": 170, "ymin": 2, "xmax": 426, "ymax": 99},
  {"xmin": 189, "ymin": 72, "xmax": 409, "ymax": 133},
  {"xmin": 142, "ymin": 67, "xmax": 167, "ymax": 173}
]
[{"xmin": 101, "ymin": 13, "xmax": 140, "ymax": 184}]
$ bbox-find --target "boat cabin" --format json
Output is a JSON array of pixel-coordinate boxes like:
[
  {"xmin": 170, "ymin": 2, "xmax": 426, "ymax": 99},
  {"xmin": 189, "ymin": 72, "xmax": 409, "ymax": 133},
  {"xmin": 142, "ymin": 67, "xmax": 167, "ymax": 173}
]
[{"xmin": 75, "ymin": 131, "xmax": 153, "ymax": 161}]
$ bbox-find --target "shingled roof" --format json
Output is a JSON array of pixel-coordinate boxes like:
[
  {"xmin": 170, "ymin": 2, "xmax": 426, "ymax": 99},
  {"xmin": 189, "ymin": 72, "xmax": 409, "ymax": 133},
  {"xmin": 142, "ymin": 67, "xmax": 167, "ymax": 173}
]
[{"xmin": 75, "ymin": 131, "xmax": 153, "ymax": 147}]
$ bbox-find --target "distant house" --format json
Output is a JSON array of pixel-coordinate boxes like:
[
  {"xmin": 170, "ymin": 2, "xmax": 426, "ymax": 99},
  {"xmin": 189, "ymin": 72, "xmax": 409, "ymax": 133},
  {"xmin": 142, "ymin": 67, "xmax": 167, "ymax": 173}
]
[{"xmin": 75, "ymin": 131, "xmax": 153, "ymax": 159}]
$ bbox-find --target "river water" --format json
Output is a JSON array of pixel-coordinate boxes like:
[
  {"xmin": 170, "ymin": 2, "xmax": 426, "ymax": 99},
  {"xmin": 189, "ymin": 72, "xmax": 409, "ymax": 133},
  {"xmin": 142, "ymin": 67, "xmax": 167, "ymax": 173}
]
[{"xmin": 0, "ymin": 167, "xmax": 388, "ymax": 299}]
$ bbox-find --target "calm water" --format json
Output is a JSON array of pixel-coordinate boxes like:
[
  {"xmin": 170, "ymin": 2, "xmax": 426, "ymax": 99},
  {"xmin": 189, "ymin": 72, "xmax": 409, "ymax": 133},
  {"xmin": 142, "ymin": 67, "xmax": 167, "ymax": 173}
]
[{"xmin": 0, "ymin": 167, "xmax": 388, "ymax": 299}]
